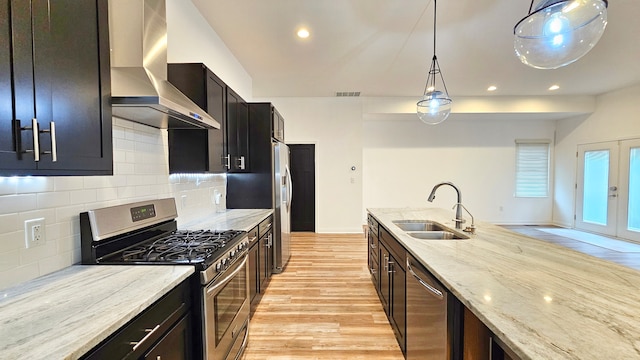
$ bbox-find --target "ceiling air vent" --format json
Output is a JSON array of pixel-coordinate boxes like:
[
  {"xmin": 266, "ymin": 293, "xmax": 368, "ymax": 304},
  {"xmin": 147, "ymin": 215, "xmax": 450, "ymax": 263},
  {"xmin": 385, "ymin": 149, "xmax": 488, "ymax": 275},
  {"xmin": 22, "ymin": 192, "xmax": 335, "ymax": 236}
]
[{"xmin": 335, "ymin": 91, "xmax": 361, "ymax": 97}]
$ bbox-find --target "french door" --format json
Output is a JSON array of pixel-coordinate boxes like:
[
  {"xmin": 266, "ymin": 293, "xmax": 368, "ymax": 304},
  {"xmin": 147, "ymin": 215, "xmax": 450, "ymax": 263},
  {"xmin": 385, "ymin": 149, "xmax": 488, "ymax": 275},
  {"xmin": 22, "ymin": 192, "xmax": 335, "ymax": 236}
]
[{"xmin": 576, "ymin": 139, "xmax": 640, "ymax": 242}]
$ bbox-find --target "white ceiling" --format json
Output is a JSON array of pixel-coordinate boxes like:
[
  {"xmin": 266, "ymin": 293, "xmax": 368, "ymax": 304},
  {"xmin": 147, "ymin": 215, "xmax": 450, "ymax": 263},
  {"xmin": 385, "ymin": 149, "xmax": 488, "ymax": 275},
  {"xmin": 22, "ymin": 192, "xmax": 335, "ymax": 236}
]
[{"xmin": 191, "ymin": 0, "xmax": 640, "ymax": 99}]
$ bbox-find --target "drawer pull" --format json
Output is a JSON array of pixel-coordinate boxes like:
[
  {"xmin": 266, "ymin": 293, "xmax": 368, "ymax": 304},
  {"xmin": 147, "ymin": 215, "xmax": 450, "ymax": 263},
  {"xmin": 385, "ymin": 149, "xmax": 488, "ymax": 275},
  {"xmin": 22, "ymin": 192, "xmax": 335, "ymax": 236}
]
[{"xmin": 130, "ymin": 324, "xmax": 160, "ymax": 351}]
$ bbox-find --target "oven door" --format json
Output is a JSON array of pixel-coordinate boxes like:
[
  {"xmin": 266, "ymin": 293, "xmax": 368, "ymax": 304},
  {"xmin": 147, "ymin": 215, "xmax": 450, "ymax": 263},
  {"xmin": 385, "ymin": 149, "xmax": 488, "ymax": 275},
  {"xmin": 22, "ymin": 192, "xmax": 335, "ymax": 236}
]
[{"xmin": 203, "ymin": 255, "xmax": 250, "ymax": 360}]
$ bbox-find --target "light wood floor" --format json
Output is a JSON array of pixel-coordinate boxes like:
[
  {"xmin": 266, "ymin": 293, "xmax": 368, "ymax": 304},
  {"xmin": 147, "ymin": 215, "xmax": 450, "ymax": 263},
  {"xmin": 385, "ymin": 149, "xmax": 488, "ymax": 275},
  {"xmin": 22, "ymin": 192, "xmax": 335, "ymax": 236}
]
[{"xmin": 241, "ymin": 233, "xmax": 404, "ymax": 360}]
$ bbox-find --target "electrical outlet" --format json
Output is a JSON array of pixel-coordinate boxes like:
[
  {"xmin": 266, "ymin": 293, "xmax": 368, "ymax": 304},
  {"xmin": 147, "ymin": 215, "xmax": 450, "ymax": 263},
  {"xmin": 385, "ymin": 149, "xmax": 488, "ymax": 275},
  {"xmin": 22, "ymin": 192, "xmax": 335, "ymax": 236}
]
[{"xmin": 24, "ymin": 218, "xmax": 46, "ymax": 249}]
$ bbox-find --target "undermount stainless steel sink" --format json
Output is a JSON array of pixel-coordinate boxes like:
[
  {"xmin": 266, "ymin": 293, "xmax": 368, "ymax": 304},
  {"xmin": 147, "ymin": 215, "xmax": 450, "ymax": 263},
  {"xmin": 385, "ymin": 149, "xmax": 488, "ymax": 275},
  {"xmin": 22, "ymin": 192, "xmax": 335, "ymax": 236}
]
[
  {"xmin": 407, "ymin": 231, "xmax": 469, "ymax": 240},
  {"xmin": 393, "ymin": 220, "xmax": 446, "ymax": 232},
  {"xmin": 392, "ymin": 220, "xmax": 470, "ymax": 240}
]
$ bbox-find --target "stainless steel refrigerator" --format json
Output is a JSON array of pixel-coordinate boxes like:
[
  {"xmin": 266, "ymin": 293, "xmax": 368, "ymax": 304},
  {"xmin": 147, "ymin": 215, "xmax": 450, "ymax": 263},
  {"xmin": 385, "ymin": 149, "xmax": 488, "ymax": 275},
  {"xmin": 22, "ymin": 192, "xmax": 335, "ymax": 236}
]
[{"xmin": 273, "ymin": 142, "xmax": 292, "ymax": 273}]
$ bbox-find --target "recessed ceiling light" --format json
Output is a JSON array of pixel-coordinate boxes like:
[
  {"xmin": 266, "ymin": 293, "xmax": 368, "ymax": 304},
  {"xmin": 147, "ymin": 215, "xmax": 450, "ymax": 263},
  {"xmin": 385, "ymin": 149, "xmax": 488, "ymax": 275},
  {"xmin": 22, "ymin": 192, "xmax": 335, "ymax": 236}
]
[
  {"xmin": 549, "ymin": 85, "xmax": 560, "ymax": 91},
  {"xmin": 297, "ymin": 28, "xmax": 310, "ymax": 39},
  {"xmin": 487, "ymin": 86, "xmax": 497, "ymax": 92}
]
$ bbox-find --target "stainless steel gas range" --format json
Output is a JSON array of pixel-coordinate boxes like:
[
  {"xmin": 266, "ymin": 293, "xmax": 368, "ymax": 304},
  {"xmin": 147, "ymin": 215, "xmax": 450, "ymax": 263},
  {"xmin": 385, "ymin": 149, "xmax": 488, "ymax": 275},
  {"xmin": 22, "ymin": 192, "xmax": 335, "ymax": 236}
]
[{"xmin": 80, "ymin": 198, "xmax": 249, "ymax": 360}]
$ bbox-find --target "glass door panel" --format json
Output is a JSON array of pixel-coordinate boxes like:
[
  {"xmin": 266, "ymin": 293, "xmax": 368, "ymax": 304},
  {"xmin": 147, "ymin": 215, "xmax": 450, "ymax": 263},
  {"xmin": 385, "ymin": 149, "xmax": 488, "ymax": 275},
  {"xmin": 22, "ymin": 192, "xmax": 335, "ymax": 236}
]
[
  {"xmin": 576, "ymin": 142, "xmax": 618, "ymax": 236},
  {"xmin": 629, "ymin": 148, "xmax": 640, "ymax": 231},
  {"xmin": 582, "ymin": 150, "xmax": 610, "ymax": 225},
  {"xmin": 618, "ymin": 140, "xmax": 640, "ymax": 242}
]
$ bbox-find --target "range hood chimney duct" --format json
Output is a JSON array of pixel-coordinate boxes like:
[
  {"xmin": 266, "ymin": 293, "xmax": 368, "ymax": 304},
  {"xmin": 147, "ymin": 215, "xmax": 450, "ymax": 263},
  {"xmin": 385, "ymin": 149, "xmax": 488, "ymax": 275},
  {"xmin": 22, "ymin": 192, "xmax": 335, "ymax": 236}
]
[{"xmin": 109, "ymin": 0, "xmax": 220, "ymax": 129}]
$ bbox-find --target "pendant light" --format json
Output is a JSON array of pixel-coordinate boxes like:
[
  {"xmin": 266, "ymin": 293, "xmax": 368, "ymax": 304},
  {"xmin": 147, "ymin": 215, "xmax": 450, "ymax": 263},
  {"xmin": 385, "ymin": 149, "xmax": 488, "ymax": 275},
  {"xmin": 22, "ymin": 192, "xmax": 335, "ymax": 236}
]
[
  {"xmin": 514, "ymin": 0, "xmax": 608, "ymax": 69},
  {"xmin": 417, "ymin": 0, "xmax": 452, "ymax": 125}
]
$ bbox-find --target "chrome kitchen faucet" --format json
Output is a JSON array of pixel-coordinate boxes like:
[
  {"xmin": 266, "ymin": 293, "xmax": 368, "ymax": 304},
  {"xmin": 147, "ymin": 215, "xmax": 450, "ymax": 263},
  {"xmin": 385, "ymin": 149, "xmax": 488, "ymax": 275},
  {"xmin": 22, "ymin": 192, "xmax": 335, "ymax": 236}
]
[{"xmin": 427, "ymin": 182, "xmax": 476, "ymax": 233}]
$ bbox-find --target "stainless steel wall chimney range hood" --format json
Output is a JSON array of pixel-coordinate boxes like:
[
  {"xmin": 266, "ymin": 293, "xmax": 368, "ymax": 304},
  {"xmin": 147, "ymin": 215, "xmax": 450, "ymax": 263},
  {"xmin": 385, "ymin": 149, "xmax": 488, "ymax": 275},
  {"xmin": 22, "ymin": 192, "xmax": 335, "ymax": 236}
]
[{"xmin": 109, "ymin": 0, "xmax": 220, "ymax": 129}]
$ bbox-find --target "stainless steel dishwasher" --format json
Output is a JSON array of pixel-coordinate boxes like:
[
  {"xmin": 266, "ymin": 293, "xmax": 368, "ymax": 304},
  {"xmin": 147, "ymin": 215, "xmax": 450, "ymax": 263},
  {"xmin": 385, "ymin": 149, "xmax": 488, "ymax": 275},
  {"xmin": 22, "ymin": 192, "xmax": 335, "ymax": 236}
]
[{"xmin": 406, "ymin": 254, "xmax": 451, "ymax": 360}]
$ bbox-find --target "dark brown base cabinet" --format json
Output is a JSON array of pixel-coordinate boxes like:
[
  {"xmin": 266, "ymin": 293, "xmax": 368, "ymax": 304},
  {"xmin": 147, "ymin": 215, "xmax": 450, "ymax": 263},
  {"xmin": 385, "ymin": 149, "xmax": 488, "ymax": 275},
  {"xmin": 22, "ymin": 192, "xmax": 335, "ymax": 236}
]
[
  {"xmin": 249, "ymin": 215, "xmax": 273, "ymax": 316},
  {"xmin": 81, "ymin": 280, "xmax": 193, "ymax": 360},
  {"xmin": 379, "ymin": 226, "xmax": 406, "ymax": 355},
  {"xmin": 0, "ymin": 0, "xmax": 112, "ymax": 176}
]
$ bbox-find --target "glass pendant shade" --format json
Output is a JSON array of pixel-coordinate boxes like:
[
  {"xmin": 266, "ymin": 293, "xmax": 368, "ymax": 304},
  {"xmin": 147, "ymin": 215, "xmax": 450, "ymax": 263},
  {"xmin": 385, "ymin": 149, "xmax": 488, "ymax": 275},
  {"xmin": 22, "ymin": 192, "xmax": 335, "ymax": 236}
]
[
  {"xmin": 417, "ymin": 90, "xmax": 452, "ymax": 125},
  {"xmin": 514, "ymin": 0, "xmax": 608, "ymax": 69}
]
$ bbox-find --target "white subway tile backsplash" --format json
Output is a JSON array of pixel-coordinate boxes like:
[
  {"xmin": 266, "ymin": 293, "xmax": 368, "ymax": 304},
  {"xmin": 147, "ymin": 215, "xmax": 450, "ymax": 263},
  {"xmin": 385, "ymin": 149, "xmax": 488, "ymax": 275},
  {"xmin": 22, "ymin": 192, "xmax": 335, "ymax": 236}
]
[
  {"xmin": 0, "ymin": 118, "xmax": 226, "ymax": 290},
  {"xmin": 38, "ymin": 252, "xmax": 73, "ymax": 275},
  {"xmin": 0, "ymin": 194, "xmax": 37, "ymax": 215},
  {"xmin": 112, "ymin": 149, "xmax": 127, "ymax": 163},
  {"xmin": 114, "ymin": 138, "xmax": 135, "ymax": 151},
  {"xmin": 95, "ymin": 187, "xmax": 119, "ymax": 202},
  {"xmin": 70, "ymin": 189, "xmax": 98, "ymax": 204},
  {"xmin": 17, "ymin": 209, "xmax": 56, "ymax": 225},
  {"xmin": 112, "ymin": 127, "xmax": 126, "ymax": 139},
  {"xmin": 115, "ymin": 163, "xmax": 135, "ymax": 175},
  {"xmin": 37, "ymin": 191, "xmax": 71, "ymax": 209},
  {"xmin": 19, "ymin": 240, "xmax": 57, "ymax": 265},
  {"xmin": 0, "ymin": 231, "xmax": 24, "ymax": 253},
  {"xmin": 0, "ymin": 263, "xmax": 39, "ymax": 290},
  {"xmin": 0, "ymin": 214, "xmax": 19, "ymax": 233},
  {"xmin": 0, "ymin": 177, "xmax": 18, "ymax": 195},
  {"xmin": 54, "ymin": 177, "xmax": 84, "ymax": 191},
  {"xmin": 57, "ymin": 234, "xmax": 76, "ymax": 254},
  {"xmin": 116, "ymin": 186, "xmax": 137, "ymax": 199},
  {"xmin": 16, "ymin": 177, "xmax": 54, "ymax": 193},
  {"xmin": 0, "ymin": 249, "xmax": 20, "ymax": 272}
]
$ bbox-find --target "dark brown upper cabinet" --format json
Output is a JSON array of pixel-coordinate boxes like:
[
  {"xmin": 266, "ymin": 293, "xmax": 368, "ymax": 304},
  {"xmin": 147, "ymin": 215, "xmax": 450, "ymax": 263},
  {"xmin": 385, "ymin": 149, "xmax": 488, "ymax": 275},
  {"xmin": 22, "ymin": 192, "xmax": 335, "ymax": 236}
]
[
  {"xmin": 226, "ymin": 87, "xmax": 249, "ymax": 173},
  {"xmin": 0, "ymin": 0, "xmax": 112, "ymax": 176},
  {"xmin": 167, "ymin": 63, "xmax": 227, "ymax": 173}
]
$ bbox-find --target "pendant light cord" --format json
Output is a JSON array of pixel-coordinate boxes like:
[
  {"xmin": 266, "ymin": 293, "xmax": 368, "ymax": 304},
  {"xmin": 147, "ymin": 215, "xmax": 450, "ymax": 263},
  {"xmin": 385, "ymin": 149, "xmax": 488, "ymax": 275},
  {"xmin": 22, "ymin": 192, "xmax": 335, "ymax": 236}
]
[{"xmin": 433, "ymin": 0, "xmax": 437, "ymax": 56}]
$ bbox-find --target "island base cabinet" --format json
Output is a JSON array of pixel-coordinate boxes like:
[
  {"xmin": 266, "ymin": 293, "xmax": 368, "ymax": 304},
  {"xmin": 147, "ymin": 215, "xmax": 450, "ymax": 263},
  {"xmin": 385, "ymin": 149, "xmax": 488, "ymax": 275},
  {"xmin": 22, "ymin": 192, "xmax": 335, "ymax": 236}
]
[
  {"xmin": 464, "ymin": 307, "xmax": 518, "ymax": 360},
  {"xmin": 378, "ymin": 226, "xmax": 406, "ymax": 354}
]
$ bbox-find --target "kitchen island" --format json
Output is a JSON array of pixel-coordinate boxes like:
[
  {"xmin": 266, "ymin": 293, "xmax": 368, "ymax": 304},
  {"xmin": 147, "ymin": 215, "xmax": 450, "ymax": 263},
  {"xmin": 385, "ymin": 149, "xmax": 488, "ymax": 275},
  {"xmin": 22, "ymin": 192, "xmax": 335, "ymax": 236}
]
[{"xmin": 368, "ymin": 208, "xmax": 640, "ymax": 360}]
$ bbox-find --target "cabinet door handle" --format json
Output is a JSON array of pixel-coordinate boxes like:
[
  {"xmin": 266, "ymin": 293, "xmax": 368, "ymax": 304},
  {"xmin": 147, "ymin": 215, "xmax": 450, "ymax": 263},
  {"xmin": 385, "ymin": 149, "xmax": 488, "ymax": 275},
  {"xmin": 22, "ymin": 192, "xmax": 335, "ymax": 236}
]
[
  {"xmin": 387, "ymin": 260, "xmax": 395, "ymax": 274},
  {"xmin": 31, "ymin": 119, "xmax": 40, "ymax": 162},
  {"xmin": 224, "ymin": 154, "xmax": 231, "ymax": 169},
  {"xmin": 238, "ymin": 156, "xmax": 245, "ymax": 170},
  {"xmin": 383, "ymin": 255, "xmax": 389, "ymax": 272},
  {"xmin": 40, "ymin": 121, "xmax": 57, "ymax": 162},
  {"xmin": 130, "ymin": 324, "xmax": 160, "ymax": 351}
]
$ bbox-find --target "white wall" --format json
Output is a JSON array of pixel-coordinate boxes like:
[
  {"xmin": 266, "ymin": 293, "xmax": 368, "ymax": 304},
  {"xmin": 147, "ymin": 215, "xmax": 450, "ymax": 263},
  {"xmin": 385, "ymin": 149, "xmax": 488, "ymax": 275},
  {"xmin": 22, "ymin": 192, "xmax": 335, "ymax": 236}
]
[
  {"xmin": 554, "ymin": 84, "xmax": 640, "ymax": 227},
  {"xmin": 363, "ymin": 117, "xmax": 557, "ymax": 224}
]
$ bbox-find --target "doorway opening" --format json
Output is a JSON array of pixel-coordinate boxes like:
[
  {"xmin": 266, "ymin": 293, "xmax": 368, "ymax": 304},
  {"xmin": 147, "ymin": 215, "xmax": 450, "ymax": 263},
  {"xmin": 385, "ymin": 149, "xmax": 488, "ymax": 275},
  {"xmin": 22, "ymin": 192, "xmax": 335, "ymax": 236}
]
[{"xmin": 289, "ymin": 144, "xmax": 316, "ymax": 232}]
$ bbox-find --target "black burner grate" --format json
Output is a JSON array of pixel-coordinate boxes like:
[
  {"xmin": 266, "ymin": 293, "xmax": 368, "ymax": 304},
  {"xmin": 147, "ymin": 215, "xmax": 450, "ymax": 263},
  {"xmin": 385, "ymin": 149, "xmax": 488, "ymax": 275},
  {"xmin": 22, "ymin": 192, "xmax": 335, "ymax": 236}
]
[{"xmin": 121, "ymin": 230, "xmax": 244, "ymax": 263}]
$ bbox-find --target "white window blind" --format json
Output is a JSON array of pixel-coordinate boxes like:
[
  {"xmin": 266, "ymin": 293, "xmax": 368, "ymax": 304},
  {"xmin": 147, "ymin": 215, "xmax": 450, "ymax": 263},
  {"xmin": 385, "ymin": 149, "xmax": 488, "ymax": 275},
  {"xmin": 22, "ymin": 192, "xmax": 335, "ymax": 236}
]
[{"xmin": 515, "ymin": 140, "xmax": 550, "ymax": 198}]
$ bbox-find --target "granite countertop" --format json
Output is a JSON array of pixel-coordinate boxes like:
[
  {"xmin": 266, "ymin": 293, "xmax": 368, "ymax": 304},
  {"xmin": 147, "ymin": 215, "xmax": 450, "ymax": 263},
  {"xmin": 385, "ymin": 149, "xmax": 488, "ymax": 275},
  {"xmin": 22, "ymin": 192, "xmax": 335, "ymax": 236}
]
[
  {"xmin": 178, "ymin": 209, "xmax": 273, "ymax": 232},
  {"xmin": 0, "ymin": 265, "xmax": 194, "ymax": 360},
  {"xmin": 368, "ymin": 208, "xmax": 640, "ymax": 360}
]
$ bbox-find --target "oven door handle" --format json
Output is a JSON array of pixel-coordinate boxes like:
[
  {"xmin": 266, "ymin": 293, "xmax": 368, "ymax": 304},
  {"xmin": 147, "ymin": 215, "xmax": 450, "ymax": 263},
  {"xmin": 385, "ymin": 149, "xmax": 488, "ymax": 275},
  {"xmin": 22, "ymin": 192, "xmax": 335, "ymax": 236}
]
[{"xmin": 206, "ymin": 256, "xmax": 248, "ymax": 295}]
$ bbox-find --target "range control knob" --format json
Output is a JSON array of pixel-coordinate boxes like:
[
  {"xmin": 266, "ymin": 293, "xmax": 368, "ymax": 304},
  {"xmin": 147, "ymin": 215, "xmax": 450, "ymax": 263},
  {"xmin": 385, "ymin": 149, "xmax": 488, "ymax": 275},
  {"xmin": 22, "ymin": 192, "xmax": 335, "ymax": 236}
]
[
  {"xmin": 230, "ymin": 250, "xmax": 236, "ymax": 258},
  {"xmin": 216, "ymin": 262, "xmax": 223, "ymax": 272}
]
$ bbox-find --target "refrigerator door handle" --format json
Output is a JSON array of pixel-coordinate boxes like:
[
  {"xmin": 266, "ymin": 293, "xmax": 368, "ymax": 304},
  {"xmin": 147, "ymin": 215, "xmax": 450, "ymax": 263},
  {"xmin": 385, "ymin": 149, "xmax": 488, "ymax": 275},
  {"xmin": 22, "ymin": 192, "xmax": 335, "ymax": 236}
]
[{"xmin": 285, "ymin": 165, "xmax": 293, "ymax": 211}]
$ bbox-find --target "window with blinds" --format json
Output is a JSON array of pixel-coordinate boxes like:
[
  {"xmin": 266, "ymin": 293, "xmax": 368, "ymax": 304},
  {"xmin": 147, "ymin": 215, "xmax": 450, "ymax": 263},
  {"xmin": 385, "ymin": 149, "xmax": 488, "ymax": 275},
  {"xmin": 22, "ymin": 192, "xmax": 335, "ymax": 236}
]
[{"xmin": 515, "ymin": 140, "xmax": 550, "ymax": 198}]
